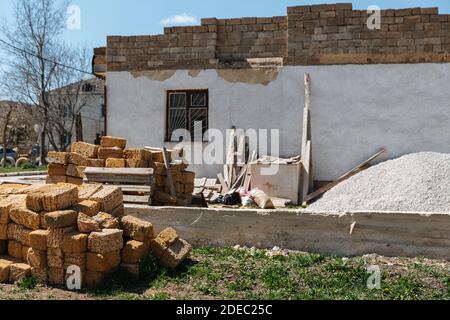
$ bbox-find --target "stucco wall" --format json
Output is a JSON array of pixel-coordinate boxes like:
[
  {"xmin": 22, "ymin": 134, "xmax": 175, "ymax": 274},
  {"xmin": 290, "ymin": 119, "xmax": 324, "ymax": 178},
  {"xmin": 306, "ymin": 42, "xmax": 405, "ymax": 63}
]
[{"xmin": 106, "ymin": 63, "xmax": 450, "ymax": 181}]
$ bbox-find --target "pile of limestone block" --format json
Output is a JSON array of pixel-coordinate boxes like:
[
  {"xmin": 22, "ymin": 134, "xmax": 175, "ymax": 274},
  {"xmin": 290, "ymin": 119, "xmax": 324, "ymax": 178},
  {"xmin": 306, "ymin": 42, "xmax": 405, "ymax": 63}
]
[
  {"xmin": 46, "ymin": 136, "xmax": 195, "ymax": 206},
  {"xmin": 0, "ymin": 183, "xmax": 192, "ymax": 288},
  {"xmin": 152, "ymin": 160, "xmax": 195, "ymax": 206},
  {"xmin": 46, "ymin": 136, "xmax": 138, "ymax": 185}
]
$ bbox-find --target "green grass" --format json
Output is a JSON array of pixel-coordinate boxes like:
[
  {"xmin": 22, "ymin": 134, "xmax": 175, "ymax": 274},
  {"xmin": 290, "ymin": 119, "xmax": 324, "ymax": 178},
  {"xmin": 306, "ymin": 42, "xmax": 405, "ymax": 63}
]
[
  {"xmin": 0, "ymin": 165, "xmax": 47, "ymax": 174},
  {"xmin": 83, "ymin": 248, "xmax": 449, "ymax": 300},
  {"xmin": 17, "ymin": 277, "xmax": 38, "ymax": 290}
]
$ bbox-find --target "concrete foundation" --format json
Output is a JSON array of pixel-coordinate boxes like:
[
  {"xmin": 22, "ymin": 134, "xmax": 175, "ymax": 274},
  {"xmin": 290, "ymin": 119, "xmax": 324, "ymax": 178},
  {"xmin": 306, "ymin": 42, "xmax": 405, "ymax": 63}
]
[{"xmin": 126, "ymin": 205, "xmax": 450, "ymax": 261}]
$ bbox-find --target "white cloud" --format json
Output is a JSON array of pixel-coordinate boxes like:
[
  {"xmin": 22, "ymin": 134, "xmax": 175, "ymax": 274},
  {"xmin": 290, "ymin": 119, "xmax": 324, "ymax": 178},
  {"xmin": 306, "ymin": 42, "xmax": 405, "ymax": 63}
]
[{"xmin": 160, "ymin": 13, "xmax": 198, "ymax": 26}]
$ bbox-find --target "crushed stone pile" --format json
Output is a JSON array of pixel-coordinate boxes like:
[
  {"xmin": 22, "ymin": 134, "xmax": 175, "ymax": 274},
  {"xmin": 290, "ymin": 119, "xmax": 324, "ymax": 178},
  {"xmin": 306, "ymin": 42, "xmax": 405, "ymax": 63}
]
[{"xmin": 309, "ymin": 152, "xmax": 450, "ymax": 213}]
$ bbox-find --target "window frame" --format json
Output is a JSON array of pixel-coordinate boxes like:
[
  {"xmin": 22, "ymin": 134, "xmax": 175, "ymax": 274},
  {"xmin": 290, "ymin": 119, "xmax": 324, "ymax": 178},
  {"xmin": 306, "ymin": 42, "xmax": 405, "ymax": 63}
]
[{"xmin": 165, "ymin": 89, "xmax": 209, "ymax": 142}]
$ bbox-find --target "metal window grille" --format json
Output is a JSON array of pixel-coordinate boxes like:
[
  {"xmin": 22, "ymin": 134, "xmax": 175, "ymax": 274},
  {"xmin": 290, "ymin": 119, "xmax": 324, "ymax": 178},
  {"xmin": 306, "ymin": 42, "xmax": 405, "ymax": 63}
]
[{"xmin": 166, "ymin": 90, "xmax": 208, "ymax": 142}]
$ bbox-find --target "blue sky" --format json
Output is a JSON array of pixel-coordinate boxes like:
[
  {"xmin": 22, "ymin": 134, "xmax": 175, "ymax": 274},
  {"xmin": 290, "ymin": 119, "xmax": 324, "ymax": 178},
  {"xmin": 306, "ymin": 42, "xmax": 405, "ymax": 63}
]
[{"xmin": 0, "ymin": 0, "xmax": 449, "ymax": 50}]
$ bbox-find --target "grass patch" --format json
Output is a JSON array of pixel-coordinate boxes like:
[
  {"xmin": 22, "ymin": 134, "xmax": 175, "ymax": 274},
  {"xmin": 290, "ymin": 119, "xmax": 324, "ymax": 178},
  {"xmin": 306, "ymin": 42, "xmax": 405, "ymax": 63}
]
[
  {"xmin": 17, "ymin": 277, "xmax": 38, "ymax": 290},
  {"xmin": 1, "ymin": 248, "xmax": 449, "ymax": 300},
  {"xmin": 0, "ymin": 165, "xmax": 47, "ymax": 174}
]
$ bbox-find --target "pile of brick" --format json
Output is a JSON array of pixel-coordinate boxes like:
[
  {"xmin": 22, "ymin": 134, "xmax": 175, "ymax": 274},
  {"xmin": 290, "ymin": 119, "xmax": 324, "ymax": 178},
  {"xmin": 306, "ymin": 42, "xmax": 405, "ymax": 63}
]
[
  {"xmin": 46, "ymin": 136, "xmax": 195, "ymax": 206},
  {"xmin": 0, "ymin": 183, "xmax": 192, "ymax": 288},
  {"xmin": 153, "ymin": 160, "xmax": 195, "ymax": 206},
  {"xmin": 46, "ymin": 136, "xmax": 130, "ymax": 185}
]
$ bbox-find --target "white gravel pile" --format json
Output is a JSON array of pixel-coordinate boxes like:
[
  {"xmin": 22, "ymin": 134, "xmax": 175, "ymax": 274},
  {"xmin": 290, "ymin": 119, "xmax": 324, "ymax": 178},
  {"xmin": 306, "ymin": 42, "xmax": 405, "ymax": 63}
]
[{"xmin": 309, "ymin": 152, "xmax": 450, "ymax": 213}]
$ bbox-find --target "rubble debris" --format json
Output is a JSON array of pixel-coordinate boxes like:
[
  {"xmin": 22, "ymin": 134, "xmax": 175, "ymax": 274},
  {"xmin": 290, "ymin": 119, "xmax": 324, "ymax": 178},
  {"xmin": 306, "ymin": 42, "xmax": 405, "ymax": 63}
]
[{"xmin": 149, "ymin": 228, "xmax": 191, "ymax": 270}]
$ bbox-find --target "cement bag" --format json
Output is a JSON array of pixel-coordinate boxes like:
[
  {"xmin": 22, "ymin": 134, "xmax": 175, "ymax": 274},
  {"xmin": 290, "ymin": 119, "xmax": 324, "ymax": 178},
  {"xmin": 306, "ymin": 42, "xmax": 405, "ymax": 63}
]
[
  {"xmin": 241, "ymin": 196, "xmax": 255, "ymax": 207},
  {"xmin": 249, "ymin": 188, "xmax": 275, "ymax": 209}
]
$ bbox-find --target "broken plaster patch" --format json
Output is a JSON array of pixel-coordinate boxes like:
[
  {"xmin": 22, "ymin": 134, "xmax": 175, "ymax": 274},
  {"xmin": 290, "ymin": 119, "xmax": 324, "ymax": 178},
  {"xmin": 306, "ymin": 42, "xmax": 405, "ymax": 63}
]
[
  {"xmin": 130, "ymin": 70, "xmax": 177, "ymax": 82},
  {"xmin": 188, "ymin": 70, "xmax": 202, "ymax": 78},
  {"xmin": 217, "ymin": 68, "xmax": 280, "ymax": 86}
]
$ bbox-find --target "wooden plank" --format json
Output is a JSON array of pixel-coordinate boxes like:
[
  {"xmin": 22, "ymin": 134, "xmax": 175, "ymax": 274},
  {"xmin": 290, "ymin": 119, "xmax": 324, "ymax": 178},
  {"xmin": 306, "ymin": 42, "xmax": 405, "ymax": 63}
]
[
  {"xmin": 202, "ymin": 189, "xmax": 212, "ymax": 198},
  {"xmin": 243, "ymin": 150, "xmax": 257, "ymax": 190},
  {"xmin": 231, "ymin": 165, "xmax": 248, "ymax": 189},
  {"xmin": 237, "ymin": 134, "xmax": 246, "ymax": 165},
  {"xmin": 300, "ymin": 73, "xmax": 313, "ymax": 203},
  {"xmin": 223, "ymin": 165, "xmax": 229, "ymax": 187},
  {"xmin": 194, "ymin": 178, "xmax": 207, "ymax": 188},
  {"xmin": 193, "ymin": 187, "xmax": 205, "ymax": 195},
  {"xmin": 123, "ymin": 195, "xmax": 151, "ymax": 204},
  {"xmin": 118, "ymin": 185, "xmax": 152, "ymax": 195},
  {"xmin": 305, "ymin": 149, "xmax": 386, "ymax": 203},
  {"xmin": 194, "ymin": 178, "xmax": 203, "ymax": 188},
  {"xmin": 217, "ymin": 173, "xmax": 229, "ymax": 194},
  {"xmin": 209, "ymin": 192, "xmax": 221, "ymax": 203},
  {"xmin": 163, "ymin": 147, "xmax": 176, "ymax": 197},
  {"xmin": 200, "ymin": 177, "xmax": 207, "ymax": 188},
  {"xmin": 226, "ymin": 129, "xmax": 236, "ymax": 185},
  {"xmin": 84, "ymin": 167, "xmax": 154, "ymax": 176},
  {"xmin": 301, "ymin": 73, "xmax": 311, "ymax": 157},
  {"xmin": 85, "ymin": 175, "xmax": 153, "ymax": 185},
  {"xmin": 226, "ymin": 130, "xmax": 235, "ymax": 165},
  {"xmin": 301, "ymin": 140, "xmax": 312, "ymax": 203},
  {"xmin": 205, "ymin": 178, "xmax": 218, "ymax": 188}
]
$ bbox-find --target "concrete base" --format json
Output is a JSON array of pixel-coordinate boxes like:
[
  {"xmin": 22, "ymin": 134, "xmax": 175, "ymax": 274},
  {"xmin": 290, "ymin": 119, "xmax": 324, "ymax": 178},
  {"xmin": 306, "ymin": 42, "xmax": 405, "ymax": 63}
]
[{"xmin": 126, "ymin": 205, "xmax": 450, "ymax": 261}]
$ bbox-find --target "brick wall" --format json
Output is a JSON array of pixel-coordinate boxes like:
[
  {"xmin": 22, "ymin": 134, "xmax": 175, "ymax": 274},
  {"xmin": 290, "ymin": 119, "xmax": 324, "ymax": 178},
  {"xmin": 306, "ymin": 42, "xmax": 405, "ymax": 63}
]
[
  {"xmin": 286, "ymin": 4, "xmax": 450, "ymax": 65},
  {"xmin": 101, "ymin": 3, "xmax": 450, "ymax": 72},
  {"xmin": 212, "ymin": 16, "xmax": 287, "ymax": 61}
]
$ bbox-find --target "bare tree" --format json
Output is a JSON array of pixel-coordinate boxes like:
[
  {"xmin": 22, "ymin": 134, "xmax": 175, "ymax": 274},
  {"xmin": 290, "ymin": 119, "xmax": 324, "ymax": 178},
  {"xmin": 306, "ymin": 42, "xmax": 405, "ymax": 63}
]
[
  {"xmin": 0, "ymin": 0, "xmax": 79, "ymax": 164},
  {"xmin": 0, "ymin": 102, "xmax": 13, "ymax": 167},
  {"xmin": 46, "ymin": 45, "xmax": 91, "ymax": 151}
]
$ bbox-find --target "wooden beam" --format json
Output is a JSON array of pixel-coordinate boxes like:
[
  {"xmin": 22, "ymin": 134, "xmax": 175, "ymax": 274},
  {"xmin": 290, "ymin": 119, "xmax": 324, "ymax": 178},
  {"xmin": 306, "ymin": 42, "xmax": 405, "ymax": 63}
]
[
  {"xmin": 305, "ymin": 149, "xmax": 386, "ymax": 203},
  {"xmin": 231, "ymin": 164, "xmax": 248, "ymax": 189},
  {"xmin": 301, "ymin": 140, "xmax": 311, "ymax": 203},
  {"xmin": 299, "ymin": 73, "xmax": 313, "ymax": 203},
  {"xmin": 163, "ymin": 147, "xmax": 176, "ymax": 197},
  {"xmin": 217, "ymin": 173, "xmax": 229, "ymax": 194}
]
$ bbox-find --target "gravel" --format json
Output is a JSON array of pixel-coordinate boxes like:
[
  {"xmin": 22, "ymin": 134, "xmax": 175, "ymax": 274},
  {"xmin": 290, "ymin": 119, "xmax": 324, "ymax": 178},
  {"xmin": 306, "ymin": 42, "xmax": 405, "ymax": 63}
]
[{"xmin": 308, "ymin": 152, "xmax": 450, "ymax": 213}]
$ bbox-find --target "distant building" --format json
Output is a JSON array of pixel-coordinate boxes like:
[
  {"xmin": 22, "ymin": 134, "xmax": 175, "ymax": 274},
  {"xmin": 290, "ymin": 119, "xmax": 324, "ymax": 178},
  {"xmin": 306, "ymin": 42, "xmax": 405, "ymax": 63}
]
[{"xmin": 48, "ymin": 77, "xmax": 106, "ymax": 149}]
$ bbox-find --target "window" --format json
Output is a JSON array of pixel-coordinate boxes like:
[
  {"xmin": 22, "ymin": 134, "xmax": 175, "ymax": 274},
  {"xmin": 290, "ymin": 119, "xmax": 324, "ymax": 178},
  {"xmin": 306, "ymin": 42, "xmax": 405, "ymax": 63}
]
[
  {"xmin": 82, "ymin": 83, "xmax": 94, "ymax": 92},
  {"xmin": 166, "ymin": 90, "xmax": 208, "ymax": 142}
]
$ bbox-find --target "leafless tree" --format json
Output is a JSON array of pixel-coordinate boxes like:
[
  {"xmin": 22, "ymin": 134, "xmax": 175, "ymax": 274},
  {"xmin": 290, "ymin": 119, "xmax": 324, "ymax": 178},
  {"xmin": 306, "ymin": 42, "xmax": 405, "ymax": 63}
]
[
  {"xmin": 47, "ymin": 45, "xmax": 91, "ymax": 151},
  {"xmin": 0, "ymin": 0, "xmax": 91, "ymax": 162},
  {"xmin": 0, "ymin": 102, "xmax": 13, "ymax": 167}
]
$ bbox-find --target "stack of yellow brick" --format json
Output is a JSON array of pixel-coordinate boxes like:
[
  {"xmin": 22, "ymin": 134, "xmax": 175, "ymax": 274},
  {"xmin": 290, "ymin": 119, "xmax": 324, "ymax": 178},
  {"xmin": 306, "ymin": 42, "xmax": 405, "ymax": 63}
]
[
  {"xmin": 153, "ymin": 161, "xmax": 195, "ymax": 206},
  {"xmin": 46, "ymin": 136, "xmax": 195, "ymax": 206},
  {"xmin": 0, "ymin": 183, "xmax": 192, "ymax": 288}
]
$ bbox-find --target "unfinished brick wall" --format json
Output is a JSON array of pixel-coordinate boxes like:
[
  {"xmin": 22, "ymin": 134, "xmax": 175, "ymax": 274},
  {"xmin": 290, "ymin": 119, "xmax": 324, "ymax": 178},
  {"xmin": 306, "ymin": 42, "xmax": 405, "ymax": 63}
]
[
  {"xmin": 286, "ymin": 4, "xmax": 450, "ymax": 65},
  {"xmin": 210, "ymin": 16, "xmax": 287, "ymax": 61},
  {"xmin": 106, "ymin": 27, "xmax": 217, "ymax": 71},
  {"xmin": 100, "ymin": 3, "xmax": 450, "ymax": 72}
]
